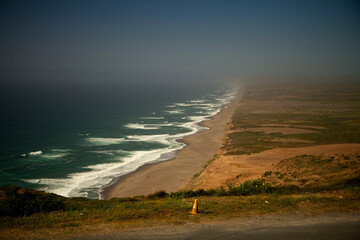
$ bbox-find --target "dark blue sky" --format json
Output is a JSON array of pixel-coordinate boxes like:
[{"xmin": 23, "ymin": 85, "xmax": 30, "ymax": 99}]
[{"xmin": 1, "ymin": 0, "xmax": 359, "ymax": 79}]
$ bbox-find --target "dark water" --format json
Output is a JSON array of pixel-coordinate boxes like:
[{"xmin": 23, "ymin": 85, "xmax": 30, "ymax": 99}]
[{"xmin": 0, "ymin": 75, "xmax": 238, "ymax": 199}]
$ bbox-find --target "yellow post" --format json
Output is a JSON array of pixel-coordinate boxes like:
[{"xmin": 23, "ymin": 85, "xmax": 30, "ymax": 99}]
[{"xmin": 190, "ymin": 199, "xmax": 198, "ymax": 214}]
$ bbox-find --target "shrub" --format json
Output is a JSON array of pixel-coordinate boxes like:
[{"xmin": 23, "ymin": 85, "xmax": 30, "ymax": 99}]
[
  {"xmin": 0, "ymin": 186, "xmax": 65, "ymax": 217},
  {"xmin": 168, "ymin": 179, "xmax": 275, "ymax": 199},
  {"xmin": 226, "ymin": 179, "xmax": 275, "ymax": 196},
  {"xmin": 147, "ymin": 190, "xmax": 169, "ymax": 199},
  {"xmin": 345, "ymin": 176, "xmax": 360, "ymax": 187},
  {"xmin": 263, "ymin": 171, "xmax": 272, "ymax": 177}
]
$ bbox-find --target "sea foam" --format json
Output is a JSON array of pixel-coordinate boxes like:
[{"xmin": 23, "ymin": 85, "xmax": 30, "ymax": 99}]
[
  {"xmin": 24, "ymin": 86, "xmax": 239, "ymax": 199},
  {"xmin": 86, "ymin": 137, "xmax": 126, "ymax": 145},
  {"xmin": 124, "ymin": 123, "xmax": 160, "ymax": 130},
  {"xmin": 124, "ymin": 123, "xmax": 173, "ymax": 130},
  {"xmin": 139, "ymin": 116, "xmax": 164, "ymax": 119},
  {"xmin": 165, "ymin": 109, "xmax": 184, "ymax": 114},
  {"xmin": 29, "ymin": 151, "xmax": 43, "ymax": 156}
]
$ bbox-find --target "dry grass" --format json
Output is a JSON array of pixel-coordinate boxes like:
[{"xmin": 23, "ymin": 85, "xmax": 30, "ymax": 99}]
[
  {"xmin": 224, "ymin": 83, "xmax": 360, "ymax": 155},
  {"xmin": 1, "ymin": 188, "xmax": 359, "ymax": 239},
  {"xmin": 264, "ymin": 153, "xmax": 360, "ymax": 187}
]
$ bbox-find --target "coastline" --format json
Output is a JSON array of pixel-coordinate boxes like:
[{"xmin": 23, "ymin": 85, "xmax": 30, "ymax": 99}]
[{"xmin": 101, "ymin": 87, "xmax": 243, "ymax": 199}]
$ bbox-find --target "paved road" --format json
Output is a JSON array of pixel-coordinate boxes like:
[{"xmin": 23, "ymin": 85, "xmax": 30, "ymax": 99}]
[{"xmin": 68, "ymin": 213, "xmax": 360, "ymax": 240}]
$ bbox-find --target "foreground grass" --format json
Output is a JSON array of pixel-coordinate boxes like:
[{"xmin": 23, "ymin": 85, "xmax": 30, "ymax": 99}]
[
  {"xmin": 1, "ymin": 194, "xmax": 359, "ymax": 230},
  {"xmin": 1, "ymin": 179, "xmax": 360, "ymax": 233},
  {"xmin": 1, "ymin": 194, "xmax": 359, "ymax": 239}
]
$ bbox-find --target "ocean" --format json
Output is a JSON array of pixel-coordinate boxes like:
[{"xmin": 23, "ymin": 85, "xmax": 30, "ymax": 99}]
[{"xmin": 0, "ymin": 76, "xmax": 238, "ymax": 199}]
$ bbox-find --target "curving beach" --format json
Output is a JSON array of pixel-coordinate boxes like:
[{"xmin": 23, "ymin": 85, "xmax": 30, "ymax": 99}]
[{"xmin": 101, "ymin": 89, "xmax": 243, "ymax": 199}]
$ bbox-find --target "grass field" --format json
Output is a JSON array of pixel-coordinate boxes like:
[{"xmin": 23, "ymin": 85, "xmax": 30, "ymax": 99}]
[{"xmin": 225, "ymin": 83, "xmax": 360, "ymax": 155}]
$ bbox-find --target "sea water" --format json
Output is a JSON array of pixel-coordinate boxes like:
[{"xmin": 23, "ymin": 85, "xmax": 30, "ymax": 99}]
[{"xmin": 0, "ymin": 77, "xmax": 238, "ymax": 199}]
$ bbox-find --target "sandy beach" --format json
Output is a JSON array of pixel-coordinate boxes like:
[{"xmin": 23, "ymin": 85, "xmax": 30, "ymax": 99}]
[{"xmin": 102, "ymin": 88, "xmax": 243, "ymax": 199}]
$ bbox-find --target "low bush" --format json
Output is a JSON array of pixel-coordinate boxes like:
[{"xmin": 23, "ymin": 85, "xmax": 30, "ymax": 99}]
[
  {"xmin": 0, "ymin": 186, "xmax": 65, "ymax": 217},
  {"xmin": 149, "ymin": 179, "xmax": 275, "ymax": 199}
]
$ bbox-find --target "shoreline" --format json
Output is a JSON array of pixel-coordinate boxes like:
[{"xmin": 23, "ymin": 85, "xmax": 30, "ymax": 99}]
[{"xmin": 101, "ymin": 87, "xmax": 243, "ymax": 199}]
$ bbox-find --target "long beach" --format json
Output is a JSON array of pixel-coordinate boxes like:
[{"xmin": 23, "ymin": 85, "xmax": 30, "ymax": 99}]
[{"xmin": 101, "ymin": 88, "xmax": 242, "ymax": 199}]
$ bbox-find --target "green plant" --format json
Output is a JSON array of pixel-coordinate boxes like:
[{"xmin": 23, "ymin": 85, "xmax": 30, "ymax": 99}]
[
  {"xmin": 264, "ymin": 171, "xmax": 272, "ymax": 177},
  {"xmin": 0, "ymin": 186, "xmax": 65, "ymax": 217}
]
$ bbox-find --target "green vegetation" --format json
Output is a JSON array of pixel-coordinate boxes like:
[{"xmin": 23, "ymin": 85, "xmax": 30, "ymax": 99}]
[
  {"xmin": 224, "ymin": 83, "xmax": 360, "ymax": 155},
  {"xmin": 0, "ymin": 186, "xmax": 66, "ymax": 217},
  {"xmin": 263, "ymin": 171, "xmax": 272, "ymax": 177},
  {"xmin": 191, "ymin": 154, "xmax": 218, "ymax": 180},
  {"xmin": 226, "ymin": 131, "xmax": 309, "ymax": 155},
  {"xmin": 264, "ymin": 152, "xmax": 360, "ymax": 188},
  {"xmin": 1, "ymin": 175, "xmax": 360, "ymax": 233}
]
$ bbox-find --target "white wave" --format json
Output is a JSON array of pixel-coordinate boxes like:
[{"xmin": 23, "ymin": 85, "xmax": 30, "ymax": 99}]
[
  {"xmin": 40, "ymin": 149, "xmax": 71, "ymax": 159},
  {"xmin": 85, "ymin": 133, "xmax": 172, "ymax": 146},
  {"xmin": 185, "ymin": 115, "xmax": 209, "ymax": 123},
  {"xmin": 139, "ymin": 116, "xmax": 164, "ymax": 119},
  {"xmin": 24, "ymin": 147, "xmax": 184, "ymax": 198},
  {"xmin": 24, "ymin": 86, "xmax": 240, "ymax": 199},
  {"xmin": 90, "ymin": 151, "xmax": 114, "ymax": 156},
  {"xmin": 90, "ymin": 150, "xmax": 131, "ymax": 157},
  {"xmin": 175, "ymin": 101, "xmax": 221, "ymax": 109},
  {"xmin": 24, "ymin": 130, "xmax": 199, "ymax": 198},
  {"xmin": 174, "ymin": 103, "xmax": 196, "ymax": 107},
  {"xmin": 124, "ymin": 123, "xmax": 159, "ymax": 130},
  {"xmin": 126, "ymin": 134, "xmax": 170, "ymax": 145},
  {"xmin": 197, "ymin": 103, "xmax": 220, "ymax": 107},
  {"xmin": 193, "ymin": 106, "xmax": 214, "ymax": 110},
  {"xmin": 86, "ymin": 137, "xmax": 126, "ymax": 145},
  {"xmin": 188, "ymin": 99, "xmax": 205, "ymax": 103},
  {"xmin": 41, "ymin": 154, "xmax": 68, "ymax": 159},
  {"xmin": 151, "ymin": 123, "xmax": 173, "ymax": 127},
  {"xmin": 165, "ymin": 109, "xmax": 184, "ymax": 114},
  {"xmin": 125, "ymin": 123, "xmax": 173, "ymax": 130},
  {"xmin": 29, "ymin": 151, "xmax": 43, "ymax": 156},
  {"xmin": 52, "ymin": 149, "xmax": 71, "ymax": 152}
]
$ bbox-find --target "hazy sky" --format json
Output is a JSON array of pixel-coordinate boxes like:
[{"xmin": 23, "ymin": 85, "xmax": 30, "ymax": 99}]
[{"xmin": 1, "ymin": 0, "xmax": 360, "ymax": 78}]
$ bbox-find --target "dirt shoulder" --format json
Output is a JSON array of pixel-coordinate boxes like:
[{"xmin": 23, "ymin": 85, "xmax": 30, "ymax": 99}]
[
  {"xmin": 3, "ymin": 212, "xmax": 358, "ymax": 240},
  {"xmin": 65, "ymin": 212, "xmax": 359, "ymax": 240}
]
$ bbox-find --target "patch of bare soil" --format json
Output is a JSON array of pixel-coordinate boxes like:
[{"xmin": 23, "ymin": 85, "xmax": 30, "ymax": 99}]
[{"xmin": 185, "ymin": 144, "xmax": 360, "ymax": 190}]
